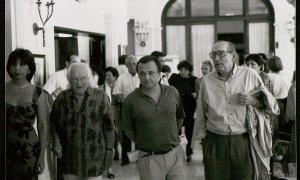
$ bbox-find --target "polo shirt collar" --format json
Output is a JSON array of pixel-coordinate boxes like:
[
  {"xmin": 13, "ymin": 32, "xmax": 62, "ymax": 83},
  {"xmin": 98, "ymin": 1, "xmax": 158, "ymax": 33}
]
[{"xmin": 138, "ymin": 83, "xmax": 165, "ymax": 96}]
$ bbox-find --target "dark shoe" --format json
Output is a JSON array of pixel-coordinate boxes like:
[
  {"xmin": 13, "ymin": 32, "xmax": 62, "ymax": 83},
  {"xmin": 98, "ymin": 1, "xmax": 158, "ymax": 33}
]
[
  {"xmin": 113, "ymin": 152, "xmax": 119, "ymax": 161},
  {"xmin": 108, "ymin": 173, "xmax": 115, "ymax": 179},
  {"xmin": 121, "ymin": 159, "xmax": 130, "ymax": 166},
  {"xmin": 186, "ymin": 155, "xmax": 192, "ymax": 162}
]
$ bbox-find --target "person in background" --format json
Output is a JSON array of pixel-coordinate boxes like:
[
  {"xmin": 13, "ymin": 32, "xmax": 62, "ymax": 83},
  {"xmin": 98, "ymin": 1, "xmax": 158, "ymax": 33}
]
[
  {"xmin": 43, "ymin": 53, "xmax": 81, "ymax": 105},
  {"xmin": 115, "ymin": 55, "xmax": 128, "ymax": 76},
  {"xmin": 91, "ymin": 65, "xmax": 116, "ymax": 179},
  {"xmin": 161, "ymin": 64, "xmax": 171, "ymax": 79},
  {"xmin": 112, "ymin": 55, "xmax": 140, "ymax": 166},
  {"xmin": 244, "ymin": 54, "xmax": 278, "ymax": 139},
  {"xmin": 285, "ymin": 71, "xmax": 296, "ymax": 162},
  {"xmin": 6, "ymin": 48, "xmax": 47, "ymax": 179},
  {"xmin": 258, "ymin": 53, "xmax": 270, "ymax": 73},
  {"xmin": 51, "ymin": 62, "xmax": 114, "ymax": 180},
  {"xmin": 267, "ymin": 56, "xmax": 291, "ymax": 139},
  {"xmin": 151, "ymin": 51, "xmax": 169, "ymax": 85},
  {"xmin": 195, "ymin": 60, "xmax": 214, "ymax": 96},
  {"xmin": 196, "ymin": 41, "xmax": 278, "ymax": 179},
  {"xmin": 169, "ymin": 60, "xmax": 197, "ymax": 162},
  {"xmin": 122, "ymin": 55, "xmax": 186, "ymax": 180},
  {"xmin": 42, "ymin": 53, "xmax": 81, "ymax": 180},
  {"xmin": 105, "ymin": 67, "xmax": 121, "ymax": 162}
]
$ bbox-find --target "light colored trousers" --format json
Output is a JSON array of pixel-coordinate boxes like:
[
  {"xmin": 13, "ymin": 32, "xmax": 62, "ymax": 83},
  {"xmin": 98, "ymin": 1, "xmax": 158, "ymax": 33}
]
[
  {"xmin": 137, "ymin": 145, "xmax": 186, "ymax": 180},
  {"xmin": 63, "ymin": 174, "xmax": 102, "ymax": 180}
]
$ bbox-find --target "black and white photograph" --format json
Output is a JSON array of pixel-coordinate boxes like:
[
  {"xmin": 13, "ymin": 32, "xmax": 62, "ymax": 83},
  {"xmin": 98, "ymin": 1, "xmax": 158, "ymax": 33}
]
[{"xmin": 4, "ymin": 0, "xmax": 297, "ymax": 180}]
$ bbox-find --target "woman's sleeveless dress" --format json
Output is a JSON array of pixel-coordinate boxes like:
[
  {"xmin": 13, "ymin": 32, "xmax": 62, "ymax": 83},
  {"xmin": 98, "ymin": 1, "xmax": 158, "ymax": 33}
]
[{"xmin": 6, "ymin": 87, "xmax": 42, "ymax": 180}]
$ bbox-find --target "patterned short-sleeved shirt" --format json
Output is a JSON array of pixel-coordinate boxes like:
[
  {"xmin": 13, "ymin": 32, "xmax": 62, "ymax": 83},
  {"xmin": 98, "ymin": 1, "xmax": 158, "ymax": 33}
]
[{"xmin": 50, "ymin": 87, "xmax": 113, "ymax": 178}]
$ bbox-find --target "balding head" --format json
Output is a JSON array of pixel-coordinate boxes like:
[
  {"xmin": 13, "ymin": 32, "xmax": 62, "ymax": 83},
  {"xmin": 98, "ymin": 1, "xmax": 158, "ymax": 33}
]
[
  {"xmin": 210, "ymin": 41, "xmax": 238, "ymax": 76},
  {"xmin": 125, "ymin": 55, "xmax": 138, "ymax": 75}
]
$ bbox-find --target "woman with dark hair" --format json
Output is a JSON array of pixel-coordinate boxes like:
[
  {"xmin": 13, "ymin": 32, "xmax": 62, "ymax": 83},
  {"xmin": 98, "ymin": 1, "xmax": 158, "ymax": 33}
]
[
  {"xmin": 6, "ymin": 48, "xmax": 47, "ymax": 179},
  {"xmin": 169, "ymin": 60, "xmax": 197, "ymax": 162},
  {"xmin": 245, "ymin": 54, "xmax": 278, "ymax": 139},
  {"xmin": 267, "ymin": 56, "xmax": 291, "ymax": 139}
]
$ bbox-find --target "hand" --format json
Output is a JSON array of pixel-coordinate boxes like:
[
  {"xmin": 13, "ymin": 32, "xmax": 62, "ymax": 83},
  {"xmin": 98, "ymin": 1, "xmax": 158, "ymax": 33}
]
[
  {"xmin": 36, "ymin": 156, "xmax": 45, "ymax": 175},
  {"xmin": 104, "ymin": 150, "xmax": 113, "ymax": 170},
  {"xmin": 191, "ymin": 92, "xmax": 197, "ymax": 98},
  {"xmin": 237, "ymin": 92, "xmax": 257, "ymax": 106},
  {"xmin": 52, "ymin": 140, "xmax": 62, "ymax": 159}
]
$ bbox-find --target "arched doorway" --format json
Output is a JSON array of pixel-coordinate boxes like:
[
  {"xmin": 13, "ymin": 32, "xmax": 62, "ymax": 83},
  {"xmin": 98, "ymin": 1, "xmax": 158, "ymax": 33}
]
[{"xmin": 162, "ymin": 0, "xmax": 275, "ymax": 77}]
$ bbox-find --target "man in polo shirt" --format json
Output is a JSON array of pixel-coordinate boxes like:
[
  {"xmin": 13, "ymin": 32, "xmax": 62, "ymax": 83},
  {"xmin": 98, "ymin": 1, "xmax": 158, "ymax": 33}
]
[
  {"xmin": 122, "ymin": 55, "xmax": 186, "ymax": 180},
  {"xmin": 196, "ymin": 40, "xmax": 267, "ymax": 179}
]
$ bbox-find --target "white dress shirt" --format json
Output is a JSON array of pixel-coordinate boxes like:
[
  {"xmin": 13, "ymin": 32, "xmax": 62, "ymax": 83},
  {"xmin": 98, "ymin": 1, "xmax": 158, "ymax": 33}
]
[
  {"xmin": 112, "ymin": 72, "xmax": 140, "ymax": 99},
  {"xmin": 43, "ymin": 68, "xmax": 69, "ymax": 100},
  {"xmin": 267, "ymin": 72, "xmax": 291, "ymax": 99}
]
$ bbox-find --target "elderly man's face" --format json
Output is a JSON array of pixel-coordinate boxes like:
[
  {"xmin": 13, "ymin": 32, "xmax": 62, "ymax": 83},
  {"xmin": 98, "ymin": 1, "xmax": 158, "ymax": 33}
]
[
  {"xmin": 126, "ymin": 58, "xmax": 138, "ymax": 75},
  {"xmin": 70, "ymin": 65, "xmax": 89, "ymax": 96},
  {"xmin": 210, "ymin": 42, "xmax": 234, "ymax": 75}
]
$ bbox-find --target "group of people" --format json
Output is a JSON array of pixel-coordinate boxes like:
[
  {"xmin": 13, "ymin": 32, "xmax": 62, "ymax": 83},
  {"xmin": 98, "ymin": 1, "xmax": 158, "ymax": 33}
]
[{"xmin": 5, "ymin": 40, "xmax": 295, "ymax": 180}]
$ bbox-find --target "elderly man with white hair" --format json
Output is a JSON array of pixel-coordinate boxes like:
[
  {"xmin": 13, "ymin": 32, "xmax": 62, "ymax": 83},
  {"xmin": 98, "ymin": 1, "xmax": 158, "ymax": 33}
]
[{"xmin": 50, "ymin": 62, "xmax": 114, "ymax": 180}]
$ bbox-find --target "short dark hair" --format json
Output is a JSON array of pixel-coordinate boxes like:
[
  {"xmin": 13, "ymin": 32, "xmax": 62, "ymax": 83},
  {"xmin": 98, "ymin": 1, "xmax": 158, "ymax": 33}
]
[
  {"xmin": 258, "ymin": 53, "xmax": 267, "ymax": 60},
  {"xmin": 177, "ymin": 60, "xmax": 193, "ymax": 72},
  {"xmin": 244, "ymin": 54, "xmax": 265, "ymax": 66},
  {"xmin": 162, "ymin": 65, "xmax": 171, "ymax": 73},
  {"xmin": 269, "ymin": 56, "xmax": 283, "ymax": 73},
  {"xmin": 137, "ymin": 55, "xmax": 162, "ymax": 73},
  {"xmin": 66, "ymin": 52, "xmax": 78, "ymax": 62},
  {"xmin": 105, "ymin": 67, "xmax": 119, "ymax": 79},
  {"xmin": 150, "ymin": 51, "xmax": 166, "ymax": 57},
  {"xmin": 118, "ymin": 55, "xmax": 128, "ymax": 65},
  {"xmin": 90, "ymin": 65, "xmax": 105, "ymax": 85},
  {"xmin": 6, "ymin": 48, "xmax": 36, "ymax": 81}
]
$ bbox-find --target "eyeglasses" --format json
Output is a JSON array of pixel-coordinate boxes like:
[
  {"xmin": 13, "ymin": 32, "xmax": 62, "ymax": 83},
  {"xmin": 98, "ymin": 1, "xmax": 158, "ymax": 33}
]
[{"xmin": 209, "ymin": 51, "xmax": 232, "ymax": 59}]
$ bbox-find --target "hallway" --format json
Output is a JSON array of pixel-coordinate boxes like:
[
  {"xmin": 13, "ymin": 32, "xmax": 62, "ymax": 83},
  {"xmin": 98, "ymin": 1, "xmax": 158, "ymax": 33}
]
[{"xmin": 103, "ymin": 143, "xmax": 205, "ymax": 180}]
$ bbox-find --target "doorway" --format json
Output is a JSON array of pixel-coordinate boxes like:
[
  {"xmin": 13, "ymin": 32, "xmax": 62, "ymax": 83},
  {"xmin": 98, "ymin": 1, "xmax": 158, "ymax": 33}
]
[{"xmin": 54, "ymin": 27, "xmax": 106, "ymax": 71}]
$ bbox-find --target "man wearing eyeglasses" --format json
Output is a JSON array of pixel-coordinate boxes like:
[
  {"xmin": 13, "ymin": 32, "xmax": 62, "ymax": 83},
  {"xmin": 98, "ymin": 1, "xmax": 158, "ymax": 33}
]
[{"xmin": 196, "ymin": 40, "xmax": 272, "ymax": 179}]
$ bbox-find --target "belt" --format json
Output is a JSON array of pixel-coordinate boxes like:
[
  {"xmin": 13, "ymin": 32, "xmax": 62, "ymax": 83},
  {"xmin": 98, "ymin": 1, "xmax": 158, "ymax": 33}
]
[{"xmin": 140, "ymin": 145, "xmax": 176, "ymax": 156}]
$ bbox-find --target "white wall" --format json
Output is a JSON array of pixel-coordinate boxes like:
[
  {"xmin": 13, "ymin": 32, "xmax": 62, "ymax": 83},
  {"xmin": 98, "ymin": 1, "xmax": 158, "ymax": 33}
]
[
  {"xmin": 5, "ymin": 0, "xmax": 128, "ymax": 80},
  {"xmin": 270, "ymin": 0, "xmax": 295, "ymax": 82},
  {"xmin": 5, "ymin": 0, "xmax": 295, "ymax": 82},
  {"xmin": 127, "ymin": 0, "xmax": 168, "ymax": 56}
]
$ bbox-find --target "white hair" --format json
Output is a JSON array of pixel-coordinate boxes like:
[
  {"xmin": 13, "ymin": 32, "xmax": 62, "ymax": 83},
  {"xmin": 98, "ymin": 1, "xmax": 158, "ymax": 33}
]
[
  {"xmin": 66, "ymin": 62, "xmax": 97, "ymax": 88},
  {"xmin": 125, "ymin": 55, "xmax": 138, "ymax": 64}
]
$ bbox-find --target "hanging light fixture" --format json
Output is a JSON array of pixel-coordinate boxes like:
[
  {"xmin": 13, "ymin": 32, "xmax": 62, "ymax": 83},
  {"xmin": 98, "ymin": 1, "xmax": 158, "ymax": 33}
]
[
  {"xmin": 133, "ymin": 20, "xmax": 150, "ymax": 47},
  {"xmin": 32, "ymin": 0, "xmax": 55, "ymax": 47}
]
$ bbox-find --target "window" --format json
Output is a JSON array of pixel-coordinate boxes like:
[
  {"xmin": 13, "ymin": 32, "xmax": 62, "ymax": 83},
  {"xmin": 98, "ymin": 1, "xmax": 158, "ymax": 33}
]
[
  {"xmin": 167, "ymin": 0, "xmax": 185, "ymax": 17},
  {"xmin": 162, "ymin": 0, "xmax": 274, "ymax": 77},
  {"xmin": 191, "ymin": 0, "xmax": 214, "ymax": 17},
  {"xmin": 249, "ymin": 0, "xmax": 268, "ymax": 14},
  {"xmin": 219, "ymin": 0, "xmax": 243, "ymax": 16}
]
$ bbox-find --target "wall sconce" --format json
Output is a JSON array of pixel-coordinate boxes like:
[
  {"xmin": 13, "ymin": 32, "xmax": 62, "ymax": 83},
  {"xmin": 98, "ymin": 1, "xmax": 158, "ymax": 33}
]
[
  {"xmin": 286, "ymin": 17, "xmax": 295, "ymax": 43},
  {"xmin": 32, "ymin": 0, "xmax": 55, "ymax": 47},
  {"xmin": 133, "ymin": 20, "xmax": 150, "ymax": 47}
]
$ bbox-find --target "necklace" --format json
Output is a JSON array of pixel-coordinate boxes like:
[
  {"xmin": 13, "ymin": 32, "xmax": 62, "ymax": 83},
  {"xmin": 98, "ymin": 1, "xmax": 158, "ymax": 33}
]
[{"xmin": 9, "ymin": 82, "xmax": 29, "ymax": 89}]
